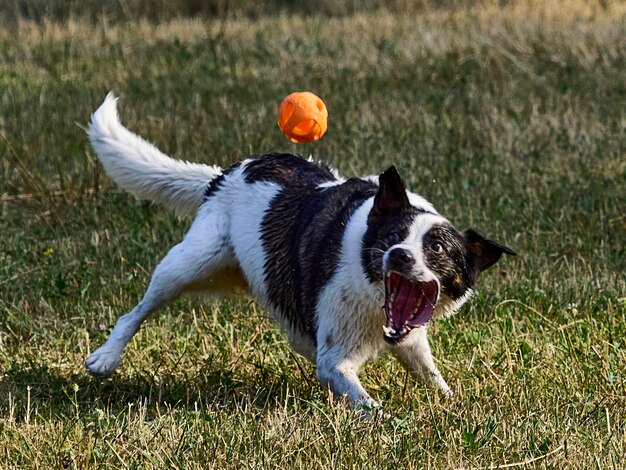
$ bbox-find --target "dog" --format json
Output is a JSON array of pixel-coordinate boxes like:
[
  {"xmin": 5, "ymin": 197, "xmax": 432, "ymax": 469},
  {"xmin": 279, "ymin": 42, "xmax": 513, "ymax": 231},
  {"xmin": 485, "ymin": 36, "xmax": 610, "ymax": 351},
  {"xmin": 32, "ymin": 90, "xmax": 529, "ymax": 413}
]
[{"xmin": 85, "ymin": 93, "xmax": 516, "ymax": 409}]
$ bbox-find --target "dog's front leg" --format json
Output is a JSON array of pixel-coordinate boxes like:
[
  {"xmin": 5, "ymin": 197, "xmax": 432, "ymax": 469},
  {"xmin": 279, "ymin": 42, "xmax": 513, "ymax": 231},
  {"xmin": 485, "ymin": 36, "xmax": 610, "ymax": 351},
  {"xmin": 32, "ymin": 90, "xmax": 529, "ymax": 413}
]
[
  {"xmin": 316, "ymin": 353, "xmax": 377, "ymax": 410},
  {"xmin": 392, "ymin": 327, "xmax": 453, "ymax": 397}
]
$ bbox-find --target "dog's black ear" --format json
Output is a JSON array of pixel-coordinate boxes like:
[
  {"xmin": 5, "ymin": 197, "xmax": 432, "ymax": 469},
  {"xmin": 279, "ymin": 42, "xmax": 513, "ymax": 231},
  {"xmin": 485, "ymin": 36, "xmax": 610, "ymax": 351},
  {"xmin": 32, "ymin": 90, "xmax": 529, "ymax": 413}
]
[
  {"xmin": 464, "ymin": 228, "xmax": 517, "ymax": 278},
  {"xmin": 370, "ymin": 166, "xmax": 410, "ymax": 217}
]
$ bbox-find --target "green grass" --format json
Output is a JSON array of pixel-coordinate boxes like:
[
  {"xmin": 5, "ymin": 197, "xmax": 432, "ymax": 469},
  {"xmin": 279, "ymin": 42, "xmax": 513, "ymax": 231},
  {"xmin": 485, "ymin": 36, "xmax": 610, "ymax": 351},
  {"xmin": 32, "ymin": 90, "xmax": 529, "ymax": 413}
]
[{"xmin": 1, "ymin": 1, "xmax": 625, "ymax": 467}]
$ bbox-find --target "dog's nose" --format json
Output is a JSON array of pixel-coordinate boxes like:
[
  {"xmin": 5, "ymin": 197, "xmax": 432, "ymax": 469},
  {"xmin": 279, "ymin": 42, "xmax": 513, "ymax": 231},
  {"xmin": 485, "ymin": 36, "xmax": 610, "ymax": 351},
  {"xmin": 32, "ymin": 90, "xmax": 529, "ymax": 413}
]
[{"xmin": 387, "ymin": 247, "xmax": 415, "ymax": 269}]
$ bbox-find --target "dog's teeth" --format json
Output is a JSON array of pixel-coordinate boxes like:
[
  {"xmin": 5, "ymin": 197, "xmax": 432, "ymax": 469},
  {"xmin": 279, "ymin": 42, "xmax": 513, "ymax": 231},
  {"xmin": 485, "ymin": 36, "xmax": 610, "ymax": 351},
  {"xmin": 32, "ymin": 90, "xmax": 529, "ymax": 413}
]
[
  {"xmin": 382, "ymin": 325, "xmax": 395, "ymax": 336},
  {"xmin": 413, "ymin": 297, "xmax": 423, "ymax": 315}
]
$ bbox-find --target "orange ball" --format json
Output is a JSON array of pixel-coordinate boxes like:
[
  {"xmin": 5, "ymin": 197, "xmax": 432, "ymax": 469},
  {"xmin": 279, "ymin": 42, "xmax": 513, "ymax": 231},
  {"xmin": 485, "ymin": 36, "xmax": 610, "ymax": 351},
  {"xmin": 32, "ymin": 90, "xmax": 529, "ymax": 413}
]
[{"xmin": 278, "ymin": 92, "xmax": 328, "ymax": 143}]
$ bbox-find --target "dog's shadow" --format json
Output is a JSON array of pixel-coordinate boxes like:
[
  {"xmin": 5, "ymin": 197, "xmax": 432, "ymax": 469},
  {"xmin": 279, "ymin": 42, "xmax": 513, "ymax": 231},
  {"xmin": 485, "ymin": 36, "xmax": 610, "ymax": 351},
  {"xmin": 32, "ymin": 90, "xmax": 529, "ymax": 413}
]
[{"xmin": 0, "ymin": 360, "xmax": 316, "ymax": 418}]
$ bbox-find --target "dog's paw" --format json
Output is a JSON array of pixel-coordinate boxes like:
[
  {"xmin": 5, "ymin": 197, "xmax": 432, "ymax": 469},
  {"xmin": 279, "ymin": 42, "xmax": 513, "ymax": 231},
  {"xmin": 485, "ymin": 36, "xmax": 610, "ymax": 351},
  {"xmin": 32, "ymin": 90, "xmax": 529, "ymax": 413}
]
[
  {"xmin": 356, "ymin": 406, "xmax": 392, "ymax": 421},
  {"xmin": 353, "ymin": 398, "xmax": 392, "ymax": 421},
  {"xmin": 85, "ymin": 348, "xmax": 121, "ymax": 377},
  {"xmin": 440, "ymin": 387, "xmax": 459, "ymax": 407}
]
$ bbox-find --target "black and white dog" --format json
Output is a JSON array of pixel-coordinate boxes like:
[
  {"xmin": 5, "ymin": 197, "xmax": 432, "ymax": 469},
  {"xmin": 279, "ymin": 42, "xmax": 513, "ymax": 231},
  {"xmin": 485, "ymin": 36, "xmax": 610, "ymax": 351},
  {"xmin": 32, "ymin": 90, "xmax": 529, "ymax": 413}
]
[{"xmin": 86, "ymin": 94, "xmax": 515, "ymax": 409}]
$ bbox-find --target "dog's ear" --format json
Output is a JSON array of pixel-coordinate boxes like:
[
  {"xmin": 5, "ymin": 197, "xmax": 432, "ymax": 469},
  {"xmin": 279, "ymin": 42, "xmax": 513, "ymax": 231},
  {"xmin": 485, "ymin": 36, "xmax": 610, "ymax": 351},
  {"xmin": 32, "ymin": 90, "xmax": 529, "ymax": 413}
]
[
  {"xmin": 464, "ymin": 228, "xmax": 516, "ymax": 278},
  {"xmin": 370, "ymin": 166, "xmax": 410, "ymax": 217}
]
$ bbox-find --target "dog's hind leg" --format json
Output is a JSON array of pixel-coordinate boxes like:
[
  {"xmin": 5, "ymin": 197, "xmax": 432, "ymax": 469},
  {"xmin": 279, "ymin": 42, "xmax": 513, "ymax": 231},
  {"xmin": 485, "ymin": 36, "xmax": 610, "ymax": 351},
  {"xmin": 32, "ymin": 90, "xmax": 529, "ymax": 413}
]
[
  {"xmin": 86, "ymin": 208, "xmax": 235, "ymax": 376},
  {"xmin": 392, "ymin": 327, "xmax": 452, "ymax": 397}
]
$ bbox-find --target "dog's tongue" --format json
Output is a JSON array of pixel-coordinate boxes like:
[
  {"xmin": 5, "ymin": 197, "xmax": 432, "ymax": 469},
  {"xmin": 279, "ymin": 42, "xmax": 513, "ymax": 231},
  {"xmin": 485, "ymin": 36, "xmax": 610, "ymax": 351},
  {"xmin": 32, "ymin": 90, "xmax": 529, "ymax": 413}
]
[
  {"xmin": 384, "ymin": 273, "xmax": 438, "ymax": 338},
  {"xmin": 392, "ymin": 276, "xmax": 421, "ymax": 324}
]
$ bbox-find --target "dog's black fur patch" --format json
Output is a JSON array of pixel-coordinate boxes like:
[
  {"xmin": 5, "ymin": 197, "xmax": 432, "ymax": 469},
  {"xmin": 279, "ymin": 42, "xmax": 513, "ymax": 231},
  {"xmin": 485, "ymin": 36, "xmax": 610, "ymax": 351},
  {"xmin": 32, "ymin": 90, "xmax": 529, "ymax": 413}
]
[
  {"xmin": 252, "ymin": 155, "xmax": 378, "ymax": 343},
  {"xmin": 244, "ymin": 153, "xmax": 336, "ymax": 186},
  {"xmin": 424, "ymin": 225, "xmax": 517, "ymax": 302},
  {"xmin": 423, "ymin": 224, "xmax": 474, "ymax": 301}
]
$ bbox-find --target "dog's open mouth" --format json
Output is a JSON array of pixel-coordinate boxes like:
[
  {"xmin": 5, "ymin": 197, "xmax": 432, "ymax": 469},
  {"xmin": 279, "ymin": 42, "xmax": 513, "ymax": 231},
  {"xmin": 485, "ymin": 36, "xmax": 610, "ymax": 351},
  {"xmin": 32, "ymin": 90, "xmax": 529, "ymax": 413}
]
[{"xmin": 382, "ymin": 271, "xmax": 439, "ymax": 344}]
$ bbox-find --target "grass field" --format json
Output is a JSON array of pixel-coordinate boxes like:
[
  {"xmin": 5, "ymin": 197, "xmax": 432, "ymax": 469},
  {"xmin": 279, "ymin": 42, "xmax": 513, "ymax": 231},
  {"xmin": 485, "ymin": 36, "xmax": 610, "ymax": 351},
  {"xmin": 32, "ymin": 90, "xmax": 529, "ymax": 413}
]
[{"xmin": 1, "ymin": 0, "xmax": 625, "ymax": 467}]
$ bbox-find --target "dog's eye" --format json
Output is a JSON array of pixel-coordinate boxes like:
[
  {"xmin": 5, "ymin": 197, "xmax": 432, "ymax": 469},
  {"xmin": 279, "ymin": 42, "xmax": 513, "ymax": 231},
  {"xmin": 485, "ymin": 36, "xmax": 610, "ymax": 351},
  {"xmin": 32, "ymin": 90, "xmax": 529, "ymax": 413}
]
[
  {"xmin": 431, "ymin": 242, "xmax": 444, "ymax": 254},
  {"xmin": 388, "ymin": 233, "xmax": 403, "ymax": 246}
]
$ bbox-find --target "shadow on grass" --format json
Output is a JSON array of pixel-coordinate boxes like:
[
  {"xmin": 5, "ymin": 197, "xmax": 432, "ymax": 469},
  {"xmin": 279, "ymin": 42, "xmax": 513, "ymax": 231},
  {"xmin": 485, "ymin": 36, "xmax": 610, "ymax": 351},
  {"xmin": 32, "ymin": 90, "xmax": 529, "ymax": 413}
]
[{"xmin": 0, "ymin": 361, "xmax": 311, "ymax": 419}]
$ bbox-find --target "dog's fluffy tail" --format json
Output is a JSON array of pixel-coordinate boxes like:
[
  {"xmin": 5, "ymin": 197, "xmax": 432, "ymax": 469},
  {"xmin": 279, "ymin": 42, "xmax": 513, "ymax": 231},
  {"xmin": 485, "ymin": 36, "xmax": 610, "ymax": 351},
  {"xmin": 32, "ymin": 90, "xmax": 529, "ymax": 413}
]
[{"xmin": 88, "ymin": 93, "xmax": 221, "ymax": 216}]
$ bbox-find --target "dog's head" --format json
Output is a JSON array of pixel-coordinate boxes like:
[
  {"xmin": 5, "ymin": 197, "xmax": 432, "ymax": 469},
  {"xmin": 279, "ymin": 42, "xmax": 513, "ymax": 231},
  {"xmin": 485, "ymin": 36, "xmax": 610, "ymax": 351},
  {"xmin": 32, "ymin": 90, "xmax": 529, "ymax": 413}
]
[{"xmin": 362, "ymin": 166, "xmax": 516, "ymax": 345}]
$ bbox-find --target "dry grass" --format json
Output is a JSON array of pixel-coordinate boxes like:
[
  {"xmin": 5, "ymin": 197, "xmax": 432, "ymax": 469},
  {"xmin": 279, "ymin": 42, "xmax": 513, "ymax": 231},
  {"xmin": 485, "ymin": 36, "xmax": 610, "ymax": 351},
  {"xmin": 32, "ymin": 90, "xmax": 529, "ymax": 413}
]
[{"xmin": 0, "ymin": 1, "xmax": 625, "ymax": 468}]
